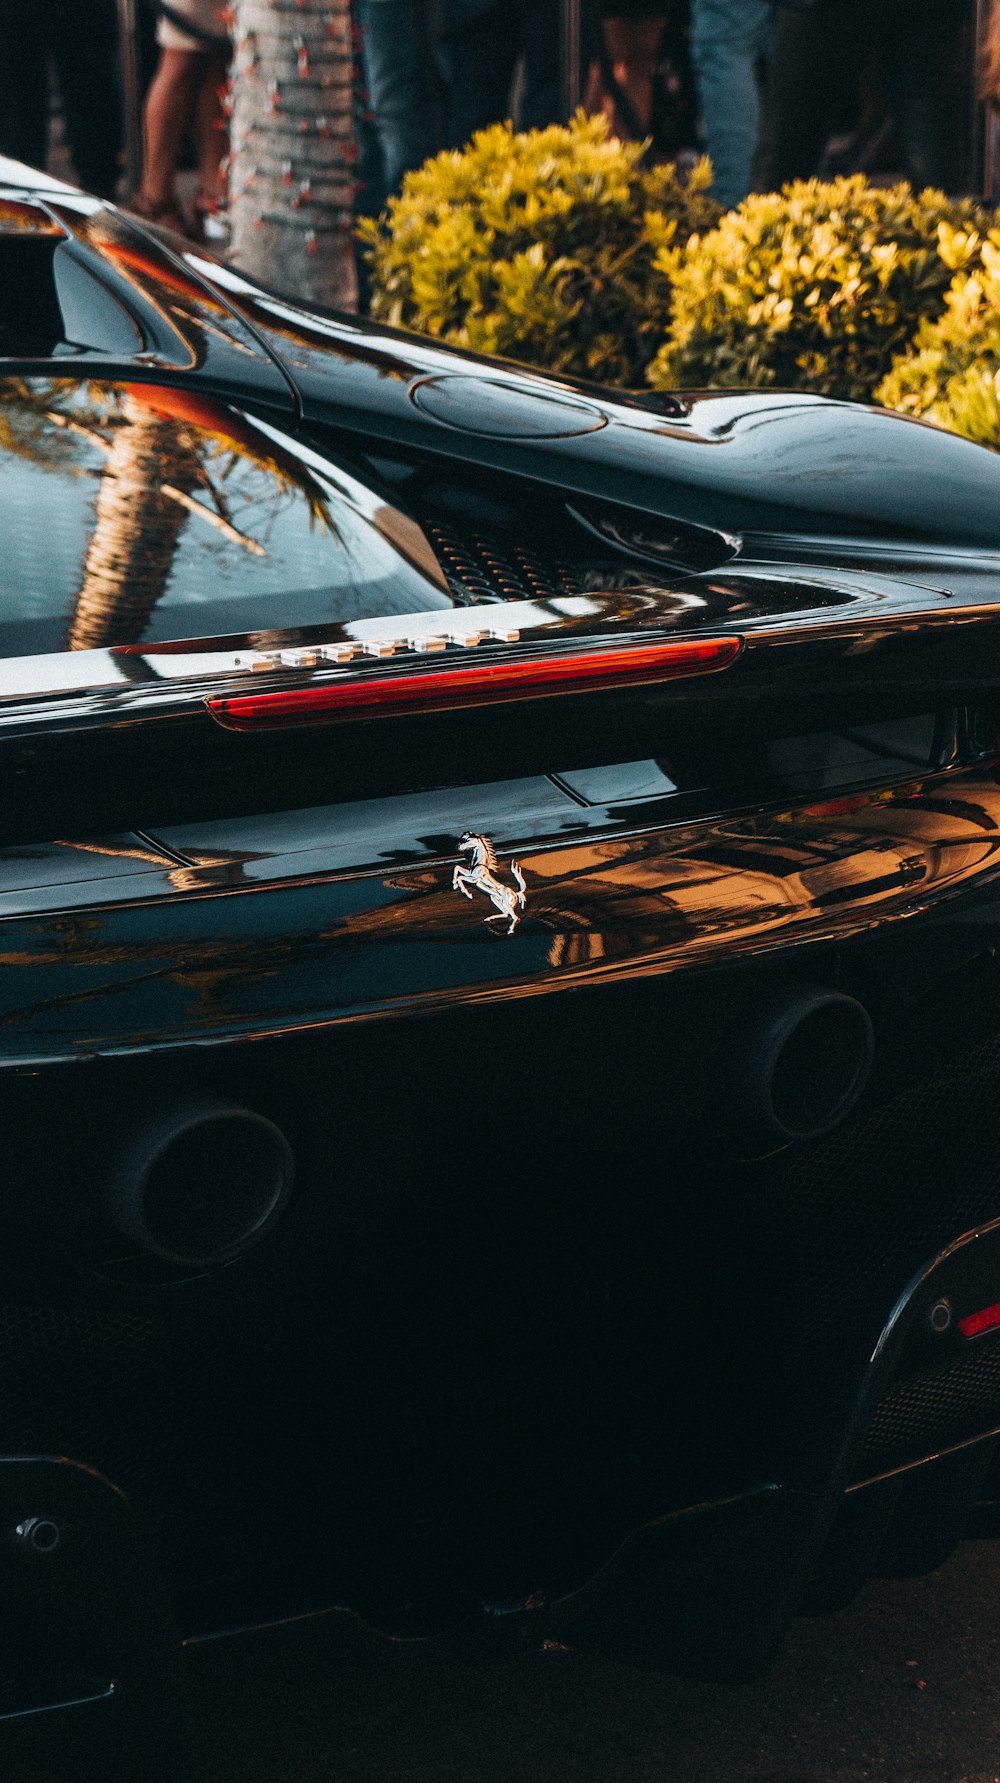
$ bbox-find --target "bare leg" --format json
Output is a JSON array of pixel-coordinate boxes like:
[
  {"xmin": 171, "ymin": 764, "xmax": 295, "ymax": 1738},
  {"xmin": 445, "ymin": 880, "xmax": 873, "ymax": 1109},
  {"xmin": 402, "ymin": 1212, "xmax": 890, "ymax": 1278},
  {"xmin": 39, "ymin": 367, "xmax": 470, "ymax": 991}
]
[
  {"xmin": 194, "ymin": 46, "xmax": 230, "ymax": 210},
  {"xmin": 136, "ymin": 47, "xmax": 205, "ymax": 218},
  {"xmin": 600, "ymin": 17, "xmax": 666, "ymax": 135}
]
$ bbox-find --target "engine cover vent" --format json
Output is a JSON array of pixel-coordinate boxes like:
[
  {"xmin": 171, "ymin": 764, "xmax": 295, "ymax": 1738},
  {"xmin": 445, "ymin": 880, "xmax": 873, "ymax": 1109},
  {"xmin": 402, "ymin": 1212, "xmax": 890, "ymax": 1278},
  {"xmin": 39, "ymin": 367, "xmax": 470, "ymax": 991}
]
[{"xmin": 423, "ymin": 521, "xmax": 583, "ymax": 606}]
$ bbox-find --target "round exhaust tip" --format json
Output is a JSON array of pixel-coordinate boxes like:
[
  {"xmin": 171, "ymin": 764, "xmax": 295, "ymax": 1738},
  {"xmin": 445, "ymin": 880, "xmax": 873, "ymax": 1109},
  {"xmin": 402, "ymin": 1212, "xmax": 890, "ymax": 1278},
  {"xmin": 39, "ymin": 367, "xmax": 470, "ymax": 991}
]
[
  {"xmin": 733, "ymin": 985, "xmax": 874, "ymax": 1143},
  {"xmin": 102, "ymin": 1099, "xmax": 294, "ymax": 1269}
]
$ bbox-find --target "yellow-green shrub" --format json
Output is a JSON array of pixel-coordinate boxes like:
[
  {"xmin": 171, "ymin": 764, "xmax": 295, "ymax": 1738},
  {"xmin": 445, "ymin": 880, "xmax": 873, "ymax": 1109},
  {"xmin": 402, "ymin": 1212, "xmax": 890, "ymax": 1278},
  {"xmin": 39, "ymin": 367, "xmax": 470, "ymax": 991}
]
[
  {"xmin": 359, "ymin": 113, "xmax": 721, "ymax": 386},
  {"xmin": 648, "ymin": 177, "xmax": 987, "ymax": 403},
  {"xmin": 875, "ymin": 230, "xmax": 1000, "ymax": 448}
]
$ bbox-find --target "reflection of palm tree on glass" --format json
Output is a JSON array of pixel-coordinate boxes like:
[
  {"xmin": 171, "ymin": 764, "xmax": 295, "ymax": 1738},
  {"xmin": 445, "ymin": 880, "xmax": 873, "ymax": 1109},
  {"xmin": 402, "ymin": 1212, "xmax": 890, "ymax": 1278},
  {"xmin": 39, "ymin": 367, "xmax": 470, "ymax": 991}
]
[
  {"xmin": 69, "ymin": 389, "xmax": 205, "ymax": 650},
  {"xmin": 1, "ymin": 377, "xmax": 339, "ymax": 651}
]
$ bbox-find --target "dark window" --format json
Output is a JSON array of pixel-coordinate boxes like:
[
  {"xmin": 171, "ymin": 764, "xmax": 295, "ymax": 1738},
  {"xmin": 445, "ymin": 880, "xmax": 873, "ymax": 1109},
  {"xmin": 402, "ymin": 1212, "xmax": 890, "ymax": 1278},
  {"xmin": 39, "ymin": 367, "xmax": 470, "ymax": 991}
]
[
  {"xmin": 0, "ymin": 200, "xmax": 66, "ymax": 356},
  {"xmin": 0, "ymin": 377, "xmax": 455, "ymax": 655}
]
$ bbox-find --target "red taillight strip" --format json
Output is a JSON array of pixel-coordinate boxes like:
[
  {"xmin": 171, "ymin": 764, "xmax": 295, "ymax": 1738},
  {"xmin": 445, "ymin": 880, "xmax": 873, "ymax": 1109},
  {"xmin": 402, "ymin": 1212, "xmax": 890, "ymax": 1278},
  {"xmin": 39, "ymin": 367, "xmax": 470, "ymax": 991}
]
[
  {"xmin": 958, "ymin": 1301, "xmax": 1000, "ymax": 1339},
  {"xmin": 207, "ymin": 636, "xmax": 740, "ymax": 731}
]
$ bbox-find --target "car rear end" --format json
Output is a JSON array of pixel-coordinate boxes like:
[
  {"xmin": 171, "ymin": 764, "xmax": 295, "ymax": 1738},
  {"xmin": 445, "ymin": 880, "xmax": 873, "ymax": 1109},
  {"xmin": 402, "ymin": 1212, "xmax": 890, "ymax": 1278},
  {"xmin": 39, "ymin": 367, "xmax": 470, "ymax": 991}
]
[{"xmin": 5, "ymin": 201, "xmax": 1000, "ymax": 1772}]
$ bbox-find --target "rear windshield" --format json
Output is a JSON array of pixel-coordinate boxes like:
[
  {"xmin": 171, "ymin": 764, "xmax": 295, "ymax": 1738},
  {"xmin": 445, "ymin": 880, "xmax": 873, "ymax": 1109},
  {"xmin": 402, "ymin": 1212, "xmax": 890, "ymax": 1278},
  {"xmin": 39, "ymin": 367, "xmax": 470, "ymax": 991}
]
[{"xmin": 0, "ymin": 377, "xmax": 454, "ymax": 656}]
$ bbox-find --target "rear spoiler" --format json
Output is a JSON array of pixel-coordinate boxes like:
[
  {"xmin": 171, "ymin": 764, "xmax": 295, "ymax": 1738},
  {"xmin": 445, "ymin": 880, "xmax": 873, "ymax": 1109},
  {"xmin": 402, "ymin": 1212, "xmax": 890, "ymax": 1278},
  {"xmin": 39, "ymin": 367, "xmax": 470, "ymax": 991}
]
[{"xmin": 1, "ymin": 567, "xmax": 999, "ymax": 842}]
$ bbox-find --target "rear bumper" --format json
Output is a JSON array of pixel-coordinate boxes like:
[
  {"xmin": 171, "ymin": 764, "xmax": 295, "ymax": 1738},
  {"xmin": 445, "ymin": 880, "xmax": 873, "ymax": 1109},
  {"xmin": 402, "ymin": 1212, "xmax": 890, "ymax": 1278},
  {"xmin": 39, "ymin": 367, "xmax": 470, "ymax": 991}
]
[
  {"xmin": 10, "ymin": 1206, "xmax": 1000, "ymax": 1783},
  {"xmin": 5, "ymin": 764, "xmax": 1000, "ymax": 1773}
]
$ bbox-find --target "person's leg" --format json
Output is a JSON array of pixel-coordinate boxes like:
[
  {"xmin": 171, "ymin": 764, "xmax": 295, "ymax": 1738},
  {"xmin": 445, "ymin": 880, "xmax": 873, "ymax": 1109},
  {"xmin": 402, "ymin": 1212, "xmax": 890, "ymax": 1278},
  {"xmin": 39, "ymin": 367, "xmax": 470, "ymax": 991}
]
[
  {"xmin": 356, "ymin": 0, "xmax": 439, "ymax": 198},
  {"xmin": 689, "ymin": 0, "xmax": 772, "ymax": 206},
  {"xmin": 193, "ymin": 43, "xmax": 229, "ymax": 211},
  {"xmin": 754, "ymin": 0, "xmax": 870, "ymax": 193},
  {"xmin": 354, "ymin": 56, "xmax": 388, "ymax": 222},
  {"xmin": 0, "ymin": 7, "xmax": 50, "ymax": 173},
  {"xmin": 438, "ymin": 5, "xmax": 519, "ymax": 146},
  {"xmin": 652, "ymin": 0, "xmax": 701, "ymax": 158},
  {"xmin": 50, "ymin": 0, "xmax": 122, "ymax": 197},
  {"xmin": 599, "ymin": 16, "xmax": 666, "ymax": 137},
  {"xmin": 886, "ymin": 0, "xmax": 966, "ymax": 190},
  {"xmin": 517, "ymin": 0, "xmax": 561, "ymax": 132},
  {"xmin": 136, "ymin": 47, "xmax": 205, "ymax": 220}
]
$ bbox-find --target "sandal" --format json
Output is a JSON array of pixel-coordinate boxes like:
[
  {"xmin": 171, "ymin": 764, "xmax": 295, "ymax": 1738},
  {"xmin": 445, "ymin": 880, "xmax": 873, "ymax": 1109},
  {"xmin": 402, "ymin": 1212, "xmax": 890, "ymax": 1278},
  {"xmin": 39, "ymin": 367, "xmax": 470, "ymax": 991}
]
[
  {"xmin": 126, "ymin": 191, "xmax": 193, "ymax": 241},
  {"xmin": 192, "ymin": 191, "xmax": 230, "ymax": 248}
]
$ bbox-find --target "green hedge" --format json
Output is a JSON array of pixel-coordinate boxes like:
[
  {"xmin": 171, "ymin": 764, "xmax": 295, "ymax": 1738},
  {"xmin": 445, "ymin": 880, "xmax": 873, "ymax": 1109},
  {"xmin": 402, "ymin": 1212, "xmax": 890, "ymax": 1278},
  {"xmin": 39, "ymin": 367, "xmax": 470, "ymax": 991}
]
[
  {"xmin": 647, "ymin": 177, "xmax": 987, "ymax": 404},
  {"xmin": 875, "ymin": 229, "xmax": 1000, "ymax": 449},
  {"xmin": 363, "ymin": 133, "xmax": 1000, "ymax": 449},
  {"xmin": 359, "ymin": 113, "xmax": 721, "ymax": 387}
]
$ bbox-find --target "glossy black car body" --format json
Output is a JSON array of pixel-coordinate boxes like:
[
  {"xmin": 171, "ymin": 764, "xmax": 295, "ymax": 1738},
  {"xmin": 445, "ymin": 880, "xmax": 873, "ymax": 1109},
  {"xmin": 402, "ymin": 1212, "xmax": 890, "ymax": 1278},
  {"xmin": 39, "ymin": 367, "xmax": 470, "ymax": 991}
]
[{"xmin": 6, "ymin": 158, "xmax": 1000, "ymax": 1776}]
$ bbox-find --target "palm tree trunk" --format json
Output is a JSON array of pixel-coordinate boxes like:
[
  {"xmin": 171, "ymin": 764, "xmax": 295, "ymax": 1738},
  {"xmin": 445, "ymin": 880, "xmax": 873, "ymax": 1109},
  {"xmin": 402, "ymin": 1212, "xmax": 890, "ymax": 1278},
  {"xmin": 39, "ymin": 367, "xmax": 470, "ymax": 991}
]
[{"xmin": 228, "ymin": 0, "xmax": 357, "ymax": 309}]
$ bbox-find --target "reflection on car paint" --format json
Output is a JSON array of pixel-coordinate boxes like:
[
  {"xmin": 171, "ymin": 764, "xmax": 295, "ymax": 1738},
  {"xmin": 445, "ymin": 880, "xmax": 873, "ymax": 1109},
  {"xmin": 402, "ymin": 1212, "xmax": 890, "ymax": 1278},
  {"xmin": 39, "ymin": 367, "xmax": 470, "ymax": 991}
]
[
  {"xmin": 0, "ymin": 763, "xmax": 998, "ymax": 1062},
  {"xmin": 0, "ymin": 378, "xmax": 457, "ymax": 660}
]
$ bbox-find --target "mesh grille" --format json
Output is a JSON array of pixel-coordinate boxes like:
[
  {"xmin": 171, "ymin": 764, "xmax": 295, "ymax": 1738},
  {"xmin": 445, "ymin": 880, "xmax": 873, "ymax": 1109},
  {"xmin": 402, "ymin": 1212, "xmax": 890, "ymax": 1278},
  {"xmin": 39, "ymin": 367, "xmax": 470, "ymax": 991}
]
[
  {"xmin": 0, "ymin": 1302, "xmax": 278, "ymax": 1589},
  {"xmin": 423, "ymin": 520, "xmax": 582, "ymax": 605},
  {"xmin": 857, "ymin": 1343, "xmax": 1000, "ymax": 1478}
]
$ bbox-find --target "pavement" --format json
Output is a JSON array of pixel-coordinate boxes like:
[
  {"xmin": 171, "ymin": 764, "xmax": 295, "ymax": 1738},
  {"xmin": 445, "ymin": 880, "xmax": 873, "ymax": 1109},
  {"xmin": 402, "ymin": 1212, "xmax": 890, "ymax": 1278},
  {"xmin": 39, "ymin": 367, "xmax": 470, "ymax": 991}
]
[{"xmin": 186, "ymin": 1533, "xmax": 1000, "ymax": 1783}]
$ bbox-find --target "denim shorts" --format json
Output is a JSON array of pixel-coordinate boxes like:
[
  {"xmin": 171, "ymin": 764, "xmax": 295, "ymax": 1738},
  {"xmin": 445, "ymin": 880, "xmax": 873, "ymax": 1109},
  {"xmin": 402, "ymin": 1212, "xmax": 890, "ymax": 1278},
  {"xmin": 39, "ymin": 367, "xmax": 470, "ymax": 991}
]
[{"xmin": 156, "ymin": 0, "xmax": 228, "ymax": 52}]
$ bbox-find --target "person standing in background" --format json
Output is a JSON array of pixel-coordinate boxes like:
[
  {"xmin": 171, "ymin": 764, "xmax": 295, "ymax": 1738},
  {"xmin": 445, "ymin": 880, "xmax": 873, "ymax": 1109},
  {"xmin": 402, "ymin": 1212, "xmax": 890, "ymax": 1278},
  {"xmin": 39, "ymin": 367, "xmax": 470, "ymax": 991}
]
[
  {"xmin": 689, "ymin": 0, "xmax": 773, "ymax": 207},
  {"xmin": 130, "ymin": 1, "xmax": 229, "ymax": 238},
  {"xmin": 583, "ymin": 2, "xmax": 698, "ymax": 159},
  {"xmin": 984, "ymin": 0, "xmax": 1000, "ymax": 106},
  {"xmin": 355, "ymin": 0, "xmax": 439, "ymax": 215},
  {"xmin": 754, "ymin": 0, "xmax": 967, "ymax": 195},
  {"xmin": 435, "ymin": 0, "xmax": 561, "ymax": 147},
  {"xmin": 0, "ymin": 0, "xmax": 122, "ymax": 197},
  {"xmin": 982, "ymin": 0, "xmax": 1000, "ymax": 201}
]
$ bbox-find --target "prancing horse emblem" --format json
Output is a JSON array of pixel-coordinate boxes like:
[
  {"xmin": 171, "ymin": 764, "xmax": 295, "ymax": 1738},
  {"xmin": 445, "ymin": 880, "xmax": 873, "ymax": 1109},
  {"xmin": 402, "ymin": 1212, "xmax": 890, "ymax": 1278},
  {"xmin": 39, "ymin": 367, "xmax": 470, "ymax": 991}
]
[{"xmin": 453, "ymin": 833, "xmax": 527, "ymax": 935}]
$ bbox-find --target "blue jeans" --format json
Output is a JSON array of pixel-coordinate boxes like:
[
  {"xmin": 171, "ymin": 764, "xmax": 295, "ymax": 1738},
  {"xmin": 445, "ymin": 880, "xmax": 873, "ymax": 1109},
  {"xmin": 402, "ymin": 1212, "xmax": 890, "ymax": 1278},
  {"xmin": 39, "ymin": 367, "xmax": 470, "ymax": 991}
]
[
  {"xmin": 690, "ymin": 0, "xmax": 773, "ymax": 208},
  {"xmin": 355, "ymin": 0, "xmax": 439, "ymax": 211}
]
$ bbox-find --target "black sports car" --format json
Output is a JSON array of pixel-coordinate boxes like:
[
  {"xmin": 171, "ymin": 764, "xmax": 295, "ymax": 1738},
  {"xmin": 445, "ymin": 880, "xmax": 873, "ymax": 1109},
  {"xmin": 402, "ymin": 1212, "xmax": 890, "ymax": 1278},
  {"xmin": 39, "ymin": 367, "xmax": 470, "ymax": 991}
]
[{"xmin": 6, "ymin": 158, "xmax": 1000, "ymax": 1779}]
